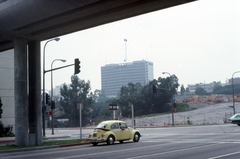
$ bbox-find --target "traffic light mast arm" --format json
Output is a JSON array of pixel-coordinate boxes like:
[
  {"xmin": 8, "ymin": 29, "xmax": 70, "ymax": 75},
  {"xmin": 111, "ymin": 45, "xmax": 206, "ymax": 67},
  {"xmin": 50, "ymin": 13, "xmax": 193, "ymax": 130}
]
[{"xmin": 44, "ymin": 64, "xmax": 74, "ymax": 73}]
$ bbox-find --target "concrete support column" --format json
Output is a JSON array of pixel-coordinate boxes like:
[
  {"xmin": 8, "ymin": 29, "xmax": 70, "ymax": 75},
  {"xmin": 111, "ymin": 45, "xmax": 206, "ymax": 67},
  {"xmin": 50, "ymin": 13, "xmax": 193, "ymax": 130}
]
[
  {"xmin": 14, "ymin": 38, "xmax": 29, "ymax": 146},
  {"xmin": 28, "ymin": 40, "xmax": 42, "ymax": 145}
]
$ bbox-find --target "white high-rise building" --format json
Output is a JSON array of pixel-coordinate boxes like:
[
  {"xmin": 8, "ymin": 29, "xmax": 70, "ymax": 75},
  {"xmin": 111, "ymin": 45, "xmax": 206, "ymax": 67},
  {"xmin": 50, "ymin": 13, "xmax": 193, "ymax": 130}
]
[
  {"xmin": 0, "ymin": 49, "xmax": 14, "ymax": 127},
  {"xmin": 101, "ymin": 60, "xmax": 154, "ymax": 97}
]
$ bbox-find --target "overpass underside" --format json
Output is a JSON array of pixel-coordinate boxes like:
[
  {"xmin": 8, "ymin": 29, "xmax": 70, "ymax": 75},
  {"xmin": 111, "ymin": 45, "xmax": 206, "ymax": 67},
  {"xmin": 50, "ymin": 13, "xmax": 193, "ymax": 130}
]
[{"xmin": 0, "ymin": 0, "xmax": 196, "ymax": 146}]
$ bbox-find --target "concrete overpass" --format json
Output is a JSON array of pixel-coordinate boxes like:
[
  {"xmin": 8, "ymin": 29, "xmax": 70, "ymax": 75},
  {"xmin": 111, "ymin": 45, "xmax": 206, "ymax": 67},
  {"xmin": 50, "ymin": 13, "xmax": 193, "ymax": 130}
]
[{"xmin": 0, "ymin": 0, "xmax": 196, "ymax": 146}]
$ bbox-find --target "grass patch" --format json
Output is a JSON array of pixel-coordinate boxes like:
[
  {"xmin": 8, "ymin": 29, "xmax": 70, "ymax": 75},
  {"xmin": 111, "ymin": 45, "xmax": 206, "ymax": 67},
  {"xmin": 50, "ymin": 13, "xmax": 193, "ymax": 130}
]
[
  {"xmin": 0, "ymin": 144, "xmax": 22, "ymax": 151},
  {"xmin": 0, "ymin": 138, "xmax": 88, "ymax": 151}
]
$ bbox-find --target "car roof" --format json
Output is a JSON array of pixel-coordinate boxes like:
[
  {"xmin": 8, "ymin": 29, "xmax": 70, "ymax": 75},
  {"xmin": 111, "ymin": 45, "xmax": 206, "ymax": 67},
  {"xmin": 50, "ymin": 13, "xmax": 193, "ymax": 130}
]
[
  {"xmin": 230, "ymin": 114, "xmax": 240, "ymax": 118},
  {"xmin": 100, "ymin": 120, "xmax": 125, "ymax": 124},
  {"xmin": 233, "ymin": 113, "xmax": 240, "ymax": 116}
]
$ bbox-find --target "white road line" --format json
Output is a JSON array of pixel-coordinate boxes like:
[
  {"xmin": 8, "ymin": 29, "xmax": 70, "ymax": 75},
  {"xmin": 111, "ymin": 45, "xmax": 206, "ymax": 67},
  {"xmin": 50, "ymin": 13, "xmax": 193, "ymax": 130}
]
[
  {"xmin": 208, "ymin": 151, "xmax": 240, "ymax": 159},
  {"xmin": 54, "ymin": 142, "xmax": 176, "ymax": 159},
  {"xmin": 0, "ymin": 142, "xmax": 177, "ymax": 159},
  {"xmin": 125, "ymin": 143, "xmax": 223, "ymax": 159}
]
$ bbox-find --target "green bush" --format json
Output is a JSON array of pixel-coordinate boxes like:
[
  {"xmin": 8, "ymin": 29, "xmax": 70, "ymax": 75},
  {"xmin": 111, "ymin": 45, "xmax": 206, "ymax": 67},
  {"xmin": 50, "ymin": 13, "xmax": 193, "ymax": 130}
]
[
  {"xmin": 0, "ymin": 121, "xmax": 3, "ymax": 130},
  {"xmin": 0, "ymin": 123, "xmax": 14, "ymax": 137}
]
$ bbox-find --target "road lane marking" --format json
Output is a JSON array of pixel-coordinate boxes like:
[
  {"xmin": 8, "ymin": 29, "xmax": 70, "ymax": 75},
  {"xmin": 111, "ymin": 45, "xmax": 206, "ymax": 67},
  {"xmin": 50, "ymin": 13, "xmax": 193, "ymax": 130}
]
[
  {"xmin": 125, "ymin": 143, "xmax": 223, "ymax": 159},
  {"xmin": 208, "ymin": 151, "xmax": 240, "ymax": 159},
  {"xmin": 0, "ymin": 142, "xmax": 177, "ymax": 159},
  {"xmin": 54, "ymin": 142, "xmax": 177, "ymax": 159}
]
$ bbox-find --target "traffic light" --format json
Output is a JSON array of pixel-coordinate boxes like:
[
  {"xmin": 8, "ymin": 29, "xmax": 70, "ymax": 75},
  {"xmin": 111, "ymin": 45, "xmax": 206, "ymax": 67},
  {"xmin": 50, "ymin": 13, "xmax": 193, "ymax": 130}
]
[
  {"xmin": 74, "ymin": 58, "xmax": 81, "ymax": 74},
  {"xmin": 51, "ymin": 101, "xmax": 55, "ymax": 109},
  {"xmin": 173, "ymin": 102, "xmax": 176, "ymax": 108},
  {"xmin": 152, "ymin": 85, "xmax": 157, "ymax": 93},
  {"xmin": 46, "ymin": 111, "xmax": 52, "ymax": 115},
  {"xmin": 46, "ymin": 93, "xmax": 50, "ymax": 105}
]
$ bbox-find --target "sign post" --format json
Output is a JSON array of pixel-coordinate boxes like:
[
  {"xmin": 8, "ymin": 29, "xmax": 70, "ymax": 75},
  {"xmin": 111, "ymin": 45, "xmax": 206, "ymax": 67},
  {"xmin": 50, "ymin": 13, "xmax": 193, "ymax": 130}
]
[
  {"xmin": 109, "ymin": 104, "xmax": 119, "ymax": 120},
  {"xmin": 77, "ymin": 103, "xmax": 83, "ymax": 139},
  {"xmin": 170, "ymin": 99, "xmax": 175, "ymax": 126}
]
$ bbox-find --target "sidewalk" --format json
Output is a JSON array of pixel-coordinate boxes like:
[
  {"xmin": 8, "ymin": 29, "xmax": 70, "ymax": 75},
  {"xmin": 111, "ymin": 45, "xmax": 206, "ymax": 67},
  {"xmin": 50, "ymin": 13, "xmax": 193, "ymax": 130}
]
[
  {"xmin": 0, "ymin": 137, "xmax": 15, "ymax": 145},
  {"xmin": 0, "ymin": 135, "xmax": 71, "ymax": 145},
  {"xmin": 0, "ymin": 132, "xmax": 91, "ymax": 153},
  {"xmin": 0, "ymin": 128, "xmax": 94, "ymax": 146}
]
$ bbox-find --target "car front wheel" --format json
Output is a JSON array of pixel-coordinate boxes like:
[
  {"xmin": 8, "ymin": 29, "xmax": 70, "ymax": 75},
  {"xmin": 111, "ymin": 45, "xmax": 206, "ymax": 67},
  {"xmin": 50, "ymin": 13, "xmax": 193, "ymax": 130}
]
[
  {"xmin": 107, "ymin": 135, "xmax": 115, "ymax": 145},
  {"xmin": 133, "ymin": 132, "xmax": 140, "ymax": 142}
]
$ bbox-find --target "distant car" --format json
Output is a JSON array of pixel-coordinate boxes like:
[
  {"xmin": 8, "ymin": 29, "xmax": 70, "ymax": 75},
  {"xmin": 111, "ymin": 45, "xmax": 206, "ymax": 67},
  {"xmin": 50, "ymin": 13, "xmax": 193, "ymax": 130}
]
[
  {"xmin": 229, "ymin": 114, "xmax": 240, "ymax": 126},
  {"xmin": 88, "ymin": 120, "xmax": 141, "ymax": 146}
]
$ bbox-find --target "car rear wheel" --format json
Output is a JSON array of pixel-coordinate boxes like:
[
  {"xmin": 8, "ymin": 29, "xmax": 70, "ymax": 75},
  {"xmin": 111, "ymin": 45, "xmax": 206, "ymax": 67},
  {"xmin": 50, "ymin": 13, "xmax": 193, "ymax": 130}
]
[
  {"xmin": 92, "ymin": 142, "xmax": 98, "ymax": 146},
  {"xmin": 238, "ymin": 124, "xmax": 240, "ymax": 126},
  {"xmin": 107, "ymin": 135, "xmax": 115, "ymax": 145},
  {"xmin": 133, "ymin": 132, "xmax": 140, "ymax": 142}
]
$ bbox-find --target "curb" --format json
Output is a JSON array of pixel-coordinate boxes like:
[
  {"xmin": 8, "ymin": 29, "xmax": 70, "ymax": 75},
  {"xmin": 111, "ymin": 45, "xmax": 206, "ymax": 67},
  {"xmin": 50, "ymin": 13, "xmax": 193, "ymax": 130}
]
[
  {"xmin": 0, "ymin": 139, "xmax": 15, "ymax": 144},
  {"xmin": 60, "ymin": 142, "xmax": 91, "ymax": 147},
  {"xmin": 0, "ymin": 142, "xmax": 91, "ymax": 153},
  {"xmin": 0, "ymin": 145, "xmax": 60, "ymax": 153}
]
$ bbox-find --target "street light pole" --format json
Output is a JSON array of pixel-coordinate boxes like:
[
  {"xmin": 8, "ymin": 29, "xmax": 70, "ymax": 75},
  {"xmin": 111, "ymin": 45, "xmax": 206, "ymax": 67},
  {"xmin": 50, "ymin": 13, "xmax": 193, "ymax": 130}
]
[
  {"xmin": 51, "ymin": 59, "xmax": 66, "ymax": 135},
  {"xmin": 42, "ymin": 37, "xmax": 60, "ymax": 137},
  {"xmin": 162, "ymin": 72, "xmax": 175, "ymax": 126},
  {"xmin": 124, "ymin": 39, "xmax": 127, "ymax": 62},
  {"xmin": 232, "ymin": 71, "xmax": 240, "ymax": 115},
  {"xmin": 131, "ymin": 104, "xmax": 134, "ymax": 128}
]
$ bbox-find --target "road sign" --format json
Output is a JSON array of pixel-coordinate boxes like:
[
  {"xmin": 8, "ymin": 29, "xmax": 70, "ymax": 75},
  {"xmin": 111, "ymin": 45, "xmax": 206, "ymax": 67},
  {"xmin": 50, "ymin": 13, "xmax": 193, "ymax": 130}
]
[
  {"xmin": 170, "ymin": 98, "xmax": 175, "ymax": 103},
  {"xmin": 109, "ymin": 104, "xmax": 119, "ymax": 110}
]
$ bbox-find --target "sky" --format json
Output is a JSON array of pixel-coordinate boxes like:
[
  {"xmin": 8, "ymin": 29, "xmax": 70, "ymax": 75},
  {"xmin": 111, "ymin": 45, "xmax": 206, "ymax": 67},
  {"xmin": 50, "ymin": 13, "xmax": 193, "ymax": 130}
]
[{"xmin": 41, "ymin": 0, "xmax": 240, "ymax": 92}]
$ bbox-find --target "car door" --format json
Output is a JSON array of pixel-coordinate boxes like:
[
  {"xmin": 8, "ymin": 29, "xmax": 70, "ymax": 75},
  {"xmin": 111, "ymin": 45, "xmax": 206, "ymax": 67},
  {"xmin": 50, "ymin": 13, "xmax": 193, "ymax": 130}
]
[
  {"xmin": 110, "ymin": 123, "xmax": 121, "ymax": 140},
  {"xmin": 119, "ymin": 123, "xmax": 130, "ymax": 140}
]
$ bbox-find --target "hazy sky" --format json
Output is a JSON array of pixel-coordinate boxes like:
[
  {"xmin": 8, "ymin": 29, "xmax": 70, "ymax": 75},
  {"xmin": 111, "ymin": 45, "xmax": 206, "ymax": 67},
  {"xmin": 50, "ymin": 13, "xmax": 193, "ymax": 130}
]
[{"xmin": 41, "ymin": 0, "xmax": 240, "ymax": 92}]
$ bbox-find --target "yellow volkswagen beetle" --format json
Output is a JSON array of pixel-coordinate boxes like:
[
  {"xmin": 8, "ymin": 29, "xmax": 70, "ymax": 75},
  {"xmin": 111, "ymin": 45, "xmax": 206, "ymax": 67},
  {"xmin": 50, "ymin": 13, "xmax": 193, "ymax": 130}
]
[{"xmin": 88, "ymin": 120, "xmax": 141, "ymax": 146}]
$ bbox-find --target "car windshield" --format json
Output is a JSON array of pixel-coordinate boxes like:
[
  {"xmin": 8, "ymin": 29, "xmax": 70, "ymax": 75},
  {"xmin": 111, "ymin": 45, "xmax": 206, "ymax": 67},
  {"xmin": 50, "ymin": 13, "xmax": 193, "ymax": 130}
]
[
  {"xmin": 234, "ymin": 115, "xmax": 240, "ymax": 118},
  {"xmin": 96, "ymin": 123, "xmax": 108, "ymax": 129}
]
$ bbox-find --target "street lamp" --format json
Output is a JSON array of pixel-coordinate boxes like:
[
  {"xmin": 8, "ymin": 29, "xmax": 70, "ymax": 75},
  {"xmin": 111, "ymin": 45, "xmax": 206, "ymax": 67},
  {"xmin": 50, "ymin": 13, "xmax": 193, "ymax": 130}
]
[
  {"xmin": 124, "ymin": 39, "xmax": 127, "ymax": 62},
  {"xmin": 232, "ymin": 71, "xmax": 240, "ymax": 115},
  {"xmin": 51, "ymin": 59, "xmax": 66, "ymax": 135},
  {"xmin": 162, "ymin": 72, "xmax": 175, "ymax": 126},
  {"xmin": 162, "ymin": 72, "xmax": 171, "ymax": 76},
  {"xmin": 42, "ymin": 37, "xmax": 60, "ymax": 137}
]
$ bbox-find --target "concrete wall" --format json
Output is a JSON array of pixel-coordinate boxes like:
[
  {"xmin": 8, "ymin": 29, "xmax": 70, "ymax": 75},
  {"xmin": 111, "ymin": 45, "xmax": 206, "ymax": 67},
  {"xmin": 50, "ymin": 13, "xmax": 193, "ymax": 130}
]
[{"xmin": 0, "ymin": 49, "xmax": 14, "ymax": 128}]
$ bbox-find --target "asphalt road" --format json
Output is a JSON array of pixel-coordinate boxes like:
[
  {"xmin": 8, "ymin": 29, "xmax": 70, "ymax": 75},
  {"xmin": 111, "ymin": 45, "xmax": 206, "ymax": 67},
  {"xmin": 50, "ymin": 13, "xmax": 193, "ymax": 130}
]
[{"xmin": 1, "ymin": 124, "xmax": 240, "ymax": 159}]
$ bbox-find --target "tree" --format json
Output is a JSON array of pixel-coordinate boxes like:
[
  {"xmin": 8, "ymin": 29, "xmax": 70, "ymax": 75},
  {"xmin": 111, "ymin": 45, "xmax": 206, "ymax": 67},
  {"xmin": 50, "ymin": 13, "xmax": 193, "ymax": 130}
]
[
  {"xmin": 92, "ymin": 89, "xmax": 108, "ymax": 103},
  {"xmin": 89, "ymin": 75, "xmax": 180, "ymax": 122},
  {"xmin": 151, "ymin": 75, "xmax": 179, "ymax": 113},
  {"xmin": 118, "ymin": 82, "xmax": 144, "ymax": 117},
  {"xmin": 195, "ymin": 87, "xmax": 207, "ymax": 95},
  {"xmin": 117, "ymin": 75, "xmax": 180, "ymax": 117},
  {"xmin": 59, "ymin": 75, "xmax": 93, "ymax": 126},
  {"xmin": 180, "ymin": 84, "xmax": 185, "ymax": 95}
]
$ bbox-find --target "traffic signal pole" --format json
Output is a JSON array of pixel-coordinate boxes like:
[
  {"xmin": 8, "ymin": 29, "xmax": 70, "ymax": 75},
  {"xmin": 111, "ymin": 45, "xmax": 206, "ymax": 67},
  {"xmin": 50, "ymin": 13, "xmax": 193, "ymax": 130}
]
[{"xmin": 43, "ymin": 59, "xmax": 79, "ymax": 136}]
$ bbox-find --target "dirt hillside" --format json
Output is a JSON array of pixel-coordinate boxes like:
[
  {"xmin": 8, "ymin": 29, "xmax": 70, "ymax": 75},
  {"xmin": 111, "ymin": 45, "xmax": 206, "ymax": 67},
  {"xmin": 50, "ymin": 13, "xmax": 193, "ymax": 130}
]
[{"xmin": 125, "ymin": 102, "xmax": 239, "ymax": 126}]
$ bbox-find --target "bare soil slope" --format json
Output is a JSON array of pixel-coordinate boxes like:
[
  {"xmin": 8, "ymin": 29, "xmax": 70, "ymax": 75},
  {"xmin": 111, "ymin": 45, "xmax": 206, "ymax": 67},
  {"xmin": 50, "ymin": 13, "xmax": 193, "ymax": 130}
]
[{"xmin": 126, "ymin": 102, "xmax": 238, "ymax": 126}]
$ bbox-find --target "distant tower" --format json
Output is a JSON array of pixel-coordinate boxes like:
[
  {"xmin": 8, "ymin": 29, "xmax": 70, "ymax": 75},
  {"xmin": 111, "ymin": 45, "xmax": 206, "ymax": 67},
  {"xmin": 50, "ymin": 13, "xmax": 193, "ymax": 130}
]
[{"xmin": 124, "ymin": 39, "xmax": 127, "ymax": 62}]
